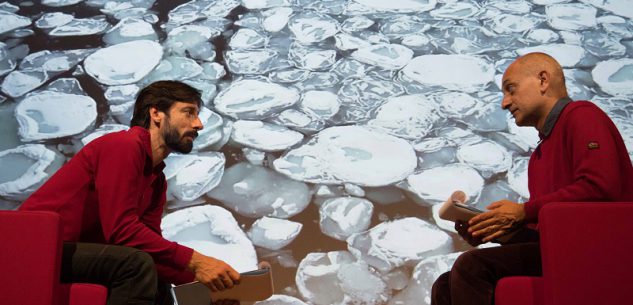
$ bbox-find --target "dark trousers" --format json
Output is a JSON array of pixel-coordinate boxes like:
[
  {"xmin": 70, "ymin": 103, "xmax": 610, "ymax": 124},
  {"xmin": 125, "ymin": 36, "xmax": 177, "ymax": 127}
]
[
  {"xmin": 431, "ymin": 242, "xmax": 542, "ymax": 305},
  {"xmin": 61, "ymin": 243, "xmax": 174, "ymax": 305}
]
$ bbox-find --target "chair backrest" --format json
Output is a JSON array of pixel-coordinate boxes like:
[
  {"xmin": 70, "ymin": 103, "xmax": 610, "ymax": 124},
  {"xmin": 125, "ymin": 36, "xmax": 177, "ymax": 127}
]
[
  {"xmin": 539, "ymin": 202, "xmax": 633, "ymax": 305},
  {"xmin": 0, "ymin": 210, "xmax": 63, "ymax": 305}
]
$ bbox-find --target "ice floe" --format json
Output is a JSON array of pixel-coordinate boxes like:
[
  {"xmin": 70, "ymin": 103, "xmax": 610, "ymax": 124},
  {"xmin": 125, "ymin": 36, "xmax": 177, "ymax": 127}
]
[
  {"xmin": 229, "ymin": 28, "xmax": 268, "ymax": 49},
  {"xmin": 347, "ymin": 0, "xmax": 437, "ymax": 14},
  {"xmin": 165, "ymin": 25, "xmax": 220, "ymax": 60},
  {"xmin": 49, "ymin": 16, "xmax": 110, "ymax": 37},
  {"xmin": 347, "ymin": 217, "xmax": 451, "ymax": 272},
  {"xmin": 298, "ymin": 90, "xmax": 340, "ymax": 120},
  {"xmin": 273, "ymin": 126, "xmax": 417, "ymax": 187},
  {"xmin": 247, "ymin": 216, "xmax": 302, "ymax": 250},
  {"xmin": 517, "ymin": 44, "xmax": 586, "ymax": 68},
  {"xmin": 255, "ymin": 295, "xmax": 308, "ymax": 305},
  {"xmin": 580, "ymin": 0, "xmax": 633, "ymax": 19},
  {"xmin": 492, "ymin": 14, "xmax": 540, "ymax": 34},
  {"xmin": 262, "ymin": 7, "xmax": 293, "ymax": 32},
  {"xmin": 15, "ymin": 91, "xmax": 97, "ymax": 141},
  {"xmin": 208, "ymin": 162, "xmax": 311, "ymax": 218},
  {"xmin": 400, "ymin": 55, "xmax": 495, "ymax": 93},
  {"xmin": 592, "ymin": 58, "xmax": 633, "ymax": 97},
  {"xmin": 456, "ymin": 140, "xmax": 512, "ymax": 178},
  {"xmin": 366, "ymin": 94, "xmax": 440, "ymax": 140},
  {"xmin": 1, "ymin": 70, "xmax": 48, "ymax": 98},
  {"xmin": 0, "ymin": 11, "xmax": 31, "ymax": 35},
  {"xmin": 231, "ymin": 120, "xmax": 304, "ymax": 152},
  {"xmin": 288, "ymin": 43, "xmax": 337, "ymax": 71},
  {"xmin": 430, "ymin": 2, "xmax": 480, "ymax": 19},
  {"xmin": 351, "ymin": 44, "xmax": 414, "ymax": 70},
  {"xmin": 0, "ymin": 144, "xmax": 63, "ymax": 201},
  {"xmin": 103, "ymin": 17, "xmax": 157, "ymax": 45},
  {"xmin": 80, "ymin": 124, "xmax": 128, "ymax": 146},
  {"xmin": 42, "ymin": 0, "xmax": 83, "ymax": 7},
  {"xmin": 85, "ymin": 40, "xmax": 162, "ymax": 85},
  {"xmin": 163, "ymin": 152, "xmax": 225, "ymax": 202},
  {"xmin": 213, "ymin": 79, "xmax": 300, "ymax": 119},
  {"xmin": 336, "ymin": 76, "xmax": 406, "ymax": 122},
  {"xmin": 319, "ymin": 197, "xmax": 373, "ymax": 240},
  {"xmin": 406, "ymin": 163, "xmax": 485, "ymax": 205},
  {"xmin": 507, "ymin": 157, "xmax": 529, "ymax": 198},
  {"xmin": 546, "ymin": 3, "xmax": 597, "ymax": 31},
  {"xmin": 388, "ymin": 252, "xmax": 461, "ymax": 305},
  {"xmin": 288, "ymin": 12, "xmax": 339, "ymax": 44},
  {"xmin": 35, "ymin": 12, "xmax": 74, "ymax": 29},
  {"xmin": 161, "ymin": 205, "xmax": 258, "ymax": 272}
]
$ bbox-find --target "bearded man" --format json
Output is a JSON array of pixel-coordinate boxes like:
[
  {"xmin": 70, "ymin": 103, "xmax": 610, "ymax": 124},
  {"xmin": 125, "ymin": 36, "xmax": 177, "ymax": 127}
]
[{"xmin": 20, "ymin": 81, "xmax": 240, "ymax": 305}]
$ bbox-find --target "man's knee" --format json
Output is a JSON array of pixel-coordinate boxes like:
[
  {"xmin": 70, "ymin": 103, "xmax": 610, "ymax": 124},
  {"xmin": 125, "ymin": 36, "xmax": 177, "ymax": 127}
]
[
  {"xmin": 432, "ymin": 271, "xmax": 451, "ymax": 305},
  {"xmin": 452, "ymin": 250, "xmax": 482, "ymax": 276},
  {"xmin": 123, "ymin": 250, "xmax": 155, "ymax": 276}
]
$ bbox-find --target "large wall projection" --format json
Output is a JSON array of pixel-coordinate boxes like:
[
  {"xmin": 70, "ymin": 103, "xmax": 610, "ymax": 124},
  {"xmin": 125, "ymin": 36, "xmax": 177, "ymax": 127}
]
[{"xmin": 1, "ymin": 0, "xmax": 632, "ymax": 304}]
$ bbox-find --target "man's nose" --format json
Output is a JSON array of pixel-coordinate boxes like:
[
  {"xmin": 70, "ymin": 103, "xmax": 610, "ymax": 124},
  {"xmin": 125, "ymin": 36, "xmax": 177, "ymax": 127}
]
[
  {"xmin": 192, "ymin": 116, "xmax": 203, "ymax": 131},
  {"xmin": 501, "ymin": 96, "xmax": 511, "ymax": 110}
]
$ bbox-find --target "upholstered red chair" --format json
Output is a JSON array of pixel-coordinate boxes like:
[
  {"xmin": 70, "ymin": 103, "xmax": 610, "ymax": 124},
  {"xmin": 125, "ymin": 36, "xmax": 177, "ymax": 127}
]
[
  {"xmin": 495, "ymin": 202, "xmax": 633, "ymax": 305},
  {"xmin": 0, "ymin": 210, "xmax": 107, "ymax": 305}
]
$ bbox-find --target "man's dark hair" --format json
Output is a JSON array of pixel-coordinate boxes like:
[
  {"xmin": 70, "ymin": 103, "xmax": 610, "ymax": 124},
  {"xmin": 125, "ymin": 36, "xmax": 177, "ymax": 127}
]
[{"xmin": 130, "ymin": 81, "xmax": 202, "ymax": 128}]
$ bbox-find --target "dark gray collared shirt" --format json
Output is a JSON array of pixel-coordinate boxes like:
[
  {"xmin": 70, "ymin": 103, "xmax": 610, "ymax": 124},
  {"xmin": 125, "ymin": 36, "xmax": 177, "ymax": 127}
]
[{"xmin": 540, "ymin": 97, "xmax": 573, "ymax": 138}]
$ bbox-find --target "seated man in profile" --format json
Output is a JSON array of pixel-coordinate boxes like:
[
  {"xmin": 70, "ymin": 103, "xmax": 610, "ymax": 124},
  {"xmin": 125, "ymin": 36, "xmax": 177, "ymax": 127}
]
[
  {"xmin": 431, "ymin": 52, "xmax": 633, "ymax": 305},
  {"xmin": 20, "ymin": 81, "xmax": 240, "ymax": 305}
]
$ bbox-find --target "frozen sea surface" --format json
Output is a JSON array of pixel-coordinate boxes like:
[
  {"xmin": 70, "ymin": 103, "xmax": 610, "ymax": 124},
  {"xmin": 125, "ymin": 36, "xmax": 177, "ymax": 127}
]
[
  {"xmin": 0, "ymin": 144, "xmax": 62, "ymax": 201},
  {"xmin": 248, "ymin": 216, "xmax": 302, "ymax": 251},
  {"xmin": 85, "ymin": 40, "xmax": 163, "ymax": 85},
  {"xmin": 400, "ymin": 55, "xmax": 494, "ymax": 93}
]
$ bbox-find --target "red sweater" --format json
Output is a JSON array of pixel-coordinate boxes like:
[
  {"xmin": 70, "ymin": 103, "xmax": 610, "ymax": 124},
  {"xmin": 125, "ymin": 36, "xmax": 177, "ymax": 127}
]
[
  {"xmin": 524, "ymin": 100, "xmax": 633, "ymax": 222},
  {"xmin": 20, "ymin": 127, "xmax": 194, "ymax": 284}
]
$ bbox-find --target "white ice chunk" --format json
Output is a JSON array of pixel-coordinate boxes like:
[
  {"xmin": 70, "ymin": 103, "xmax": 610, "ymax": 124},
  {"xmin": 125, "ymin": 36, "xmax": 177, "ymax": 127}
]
[
  {"xmin": 213, "ymin": 79, "xmax": 300, "ymax": 119},
  {"xmin": 334, "ymin": 33, "xmax": 372, "ymax": 51},
  {"xmin": 456, "ymin": 140, "xmax": 512, "ymax": 178},
  {"xmin": 592, "ymin": 58, "xmax": 633, "ymax": 97},
  {"xmin": 517, "ymin": 44, "xmax": 586, "ymax": 68},
  {"xmin": 103, "ymin": 17, "xmax": 157, "ymax": 45},
  {"xmin": 507, "ymin": 115, "xmax": 540, "ymax": 149},
  {"xmin": 579, "ymin": 0, "xmax": 633, "ymax": 19},
  {"xmin": 507, "ymin": 157, "xmax": 529, "ymax": 198},
  {"xmin": 526, "ymin": 29, "xmax": 559, "ymax": 43},
  {"xmin": 485, "ymin": 0, "xmax": 532, "ymax": 14},
  {"xmin": 319, "ymin": 197, "xmax": 373, "ymax": 240},
  {"xmin": 255, "ymin": 295, "xmax": 308, "ymax": 305},
  {"xmin": 242, "ymin": 0, "xmax": 291, "ymax": 9},
  {"xmin": 85, "ymin": 40, "xmax": 162, "ymax": 85},
  {"xmin": 262, "ymin": 7, "xmax": 293, "ymax": 32},
  {"xmin": 42, "ymin": 0, "xmax": 82, "ymax": 7},
  {"xmin": 1, "ymin": 70, "xmax": 48, "ymax": 98},
  {"xmin": 347, "ymin": 0, "xmax": 437, "ymax": 13},
  {"xmin": 15, "ymin": 91, "xmax": 97, "ymax": 141},
  {"xmin": 351, "ymin": 44, "xmax": 414, "ymax": 70},
  {"xmin": 430, "ymin": 2, "xmax": 480, "ymax": 19},
  {"xmin": 0, "ymin": 2, "xmax": 19, "ymax": 13},
  {"xmin": 20, "ymin": 49, "xmax": 94, "ymax": 73},
  {"xmin": 298, "ymin": 90, "xmax": 340, "ymax": 120},
  {"xmin": 143, "ymin": 56, "xmax": 203, "ymax": 83},
  {"xmin": 367, "ymin": 94, "xmax": 439, "ymax": 140},
  {"xmin": 296, "ymin": 251, "xmax": 356, "ymax": 305},
  {"xmin": 492, "ymin": 14, "xmax": 540, "ymax": 33},
  {"xmin": 165, "ymin": 25, "xmax": 220, "ymax": 58},
  {"xmin": 0, "ymin": 144, "xmax": 62, "ymax": 201},
  {"xmin": 163, "ymin": 152, "xmax": 225, "ymax": 201},
  {"xmin": 288, "ymin": 43, "xmax": 337, "ymax": 71},
  {"xmin": 288, "ymin": 12, "xmax": 339, "ymax": 44},
  {"xmin": 546, "ymin": 3, "xmax": 596, "ymax": 31},
  {"xmin": 0, "ymin": 11, "xmax": 31, "ymax": 35},
  {"xmin": 388, "ymin": 252, "xmax": 462, "ymax": 305},
  {"xmin": 401, "ymin": 55, "xmax": 494, "ymax": 93},
  {"xmin": 81, "ymin": 124, "xmax": 129, "ymax": 146},
  {"xmin": 193, "ymin": 107, "xmax": 224, "ymax": 150},
  {"xmin": 336, "ymin": 76, "xmax": 405, "ymax": 123},
  {"xmin": 208, "ymin": 162, "xmax": 311, "ymax": 218},
  {"xmin": 243, "ymin": 147, "xmax": 266, "ymax": 166},
  {"xmin": 341, "ymin": 16, "xmax": 374, "ymax": 32},
  {"xmin": 337, "ymin": 261, "xmax": 390, "ymax": 305},
  {"xmin": 273, "ymin": 126, "xmax": 417, "ymax": 187},
  {"xmin": 229, "ymin": 28, "xmax": 268, "ymax": 49},
  {"xmin": 161, "ymin": 205, "xmax": 258, "ymax": 273},
  {"xmin": 247, "ymin": 216, "xmax": 302, "ymax": 250},
  {"xmin": 347, "ymin": 217, "xmax": 451, "ymax": 272},
  {"xmin": 49, "ymin": 16, "xmax": 110, "ymax": 37},
  {"xmin": 231, "ymin": 120, "xmax": 304, "ymax": 152},
  {"xmin": 35, "ymin": 12, "xmax": 73, "ymax": 29},
  {"xmin": 406, "ymin": 163, "xmax": 484, "ymax": 205}
]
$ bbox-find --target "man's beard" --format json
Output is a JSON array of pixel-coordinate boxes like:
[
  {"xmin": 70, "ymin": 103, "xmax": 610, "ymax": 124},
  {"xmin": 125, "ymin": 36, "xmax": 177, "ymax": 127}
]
[{"xmin": 162, "ymin": 119, "xmax": 197, "ymax": 154}]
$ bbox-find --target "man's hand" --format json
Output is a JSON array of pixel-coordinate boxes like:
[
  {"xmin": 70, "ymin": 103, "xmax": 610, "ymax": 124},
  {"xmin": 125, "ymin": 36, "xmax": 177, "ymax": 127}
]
[
  {"xmin": 188, "ymin": 251, "xmax": 241, "ymax": 292},
  {"xmin": 455, "ymin": 220, "xmax": 484, "ymax": 247},
  {"xmin": 468, "ymin": 200, "xmax": 525, "ymax": 242}
]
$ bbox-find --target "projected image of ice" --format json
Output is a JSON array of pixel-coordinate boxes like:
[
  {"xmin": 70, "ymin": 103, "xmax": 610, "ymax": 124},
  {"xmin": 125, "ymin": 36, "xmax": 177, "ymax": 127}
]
[{"xmin": 1, "ymin": 0, "xmax": 632, "ymax": 304}]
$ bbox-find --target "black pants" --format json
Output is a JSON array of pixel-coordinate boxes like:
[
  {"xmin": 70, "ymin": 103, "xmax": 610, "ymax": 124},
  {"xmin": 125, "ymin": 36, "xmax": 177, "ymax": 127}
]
[
  {"xmin": 61, "ymin": 243, "xmax": 174, "ymax": 305},
  {"xmin": 431, "ymin": 242, "xmax": 542, "ymax": 305}
]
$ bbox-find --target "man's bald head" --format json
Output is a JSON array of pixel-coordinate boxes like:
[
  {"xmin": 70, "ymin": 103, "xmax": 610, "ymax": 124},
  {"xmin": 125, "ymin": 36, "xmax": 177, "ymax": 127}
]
[{"xmin": 505, "ymin": 52, "xmax": 568, "ymax": 98}]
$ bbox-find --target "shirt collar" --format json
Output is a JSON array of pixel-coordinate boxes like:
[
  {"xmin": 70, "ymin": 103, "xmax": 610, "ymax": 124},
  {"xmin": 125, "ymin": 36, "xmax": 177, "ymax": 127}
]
[
  {"xmin": 129, "ymin": 126, "xmax": 165, "ymax": 172},
  {"xmin": 539, "ymin": 97, "xmax": 572, "ymax": 139}
]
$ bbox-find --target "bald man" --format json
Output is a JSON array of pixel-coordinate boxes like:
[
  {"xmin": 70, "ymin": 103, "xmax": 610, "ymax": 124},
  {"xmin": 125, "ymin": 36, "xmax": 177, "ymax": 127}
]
[{"xmin": 431, "ymin": 53, "xmax": 633, "ymax": 305}]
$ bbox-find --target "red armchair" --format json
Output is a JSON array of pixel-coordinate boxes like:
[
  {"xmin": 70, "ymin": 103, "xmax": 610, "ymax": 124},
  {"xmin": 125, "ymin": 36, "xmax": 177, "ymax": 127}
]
[
  {"xmin": 0, "ymin": 210, "xmax": 107, "ymax": 305},
  {"xmin": 495, "ymin": 202, "xmax": 633, "ymax": 305}
]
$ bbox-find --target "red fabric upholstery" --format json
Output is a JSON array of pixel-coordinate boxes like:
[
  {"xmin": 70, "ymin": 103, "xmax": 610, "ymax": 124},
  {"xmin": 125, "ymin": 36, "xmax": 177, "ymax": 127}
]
[
  {"xmin": 496, "ymin": 202, "xmax": 633, "ymax": 305},
  {"xmin": 0, "ymin": 210, "xmax": 107, "ymax": 305}
]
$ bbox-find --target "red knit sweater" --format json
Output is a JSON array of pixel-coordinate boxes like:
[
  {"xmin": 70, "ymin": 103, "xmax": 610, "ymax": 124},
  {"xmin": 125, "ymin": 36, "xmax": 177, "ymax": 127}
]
[
  {"xmin": 20, "ymin": 127, "xmax": 194, "ymax": 284},
  {"xmin": 524, "ymin": 101, "xmax": 633, "ymax": 222}
]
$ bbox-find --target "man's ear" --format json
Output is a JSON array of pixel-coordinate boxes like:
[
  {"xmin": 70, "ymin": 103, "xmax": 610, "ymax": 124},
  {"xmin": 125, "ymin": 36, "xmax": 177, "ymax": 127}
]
[
  {"xmin": 149, "ymin": 106, "xmax": 164, "ymax": 126},
  {"xmin": 538, "ymin": 70, "xmax": 550, "ymax": 95}
]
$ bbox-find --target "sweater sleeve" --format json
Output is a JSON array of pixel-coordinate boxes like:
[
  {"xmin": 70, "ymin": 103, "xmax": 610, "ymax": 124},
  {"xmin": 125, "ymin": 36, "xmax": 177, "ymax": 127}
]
[
  {"xmin": 523, "ymin": 104, "xmax": 625, "ymax": 222},
  {"xmin": 93, "ymin": 138, "xmax": 193, "ymax": 283}
]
